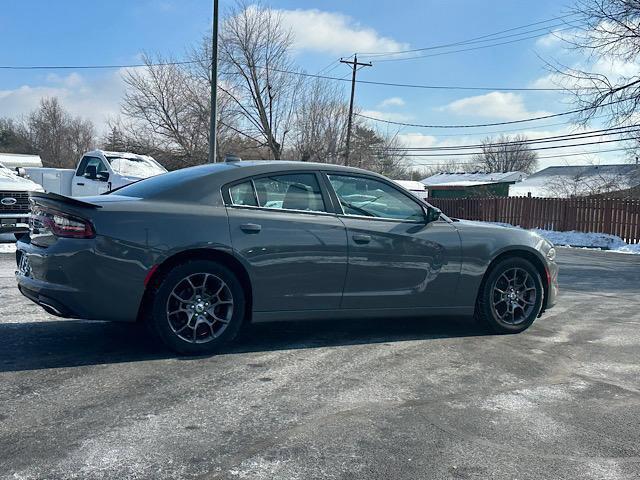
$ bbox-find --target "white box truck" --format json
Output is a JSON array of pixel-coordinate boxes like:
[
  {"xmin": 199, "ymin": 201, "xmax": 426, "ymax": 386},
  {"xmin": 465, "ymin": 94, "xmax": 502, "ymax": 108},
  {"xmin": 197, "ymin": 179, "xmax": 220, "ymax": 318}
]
[{"xmin": 23, "ymin": 150, "xmax": 167, "ymax": 197}]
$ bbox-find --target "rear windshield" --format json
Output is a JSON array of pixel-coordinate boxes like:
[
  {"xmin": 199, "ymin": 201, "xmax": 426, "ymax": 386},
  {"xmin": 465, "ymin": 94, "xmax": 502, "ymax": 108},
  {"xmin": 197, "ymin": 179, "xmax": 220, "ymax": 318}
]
[{"xmin": 111, "ymin": 163, "xmax": 230, "ymax": 198}]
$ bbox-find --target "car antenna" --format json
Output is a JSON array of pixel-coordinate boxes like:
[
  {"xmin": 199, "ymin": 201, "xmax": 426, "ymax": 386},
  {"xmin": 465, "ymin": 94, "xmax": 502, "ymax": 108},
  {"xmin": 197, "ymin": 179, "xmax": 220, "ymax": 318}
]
[{"xmin": 224, "ymin": 153, "xmax": 242, "ymax": 163}]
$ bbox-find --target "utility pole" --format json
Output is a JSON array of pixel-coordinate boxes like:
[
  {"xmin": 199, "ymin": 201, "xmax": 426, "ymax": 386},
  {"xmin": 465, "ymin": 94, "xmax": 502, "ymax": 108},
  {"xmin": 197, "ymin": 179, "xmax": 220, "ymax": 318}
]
[
  {"xmin": 340, "ymin": 55, "xmax": 371, "ymax": 166},
  {"xmin": 208, "ymin": 0, "xmax": 220, "ymax": 163}
]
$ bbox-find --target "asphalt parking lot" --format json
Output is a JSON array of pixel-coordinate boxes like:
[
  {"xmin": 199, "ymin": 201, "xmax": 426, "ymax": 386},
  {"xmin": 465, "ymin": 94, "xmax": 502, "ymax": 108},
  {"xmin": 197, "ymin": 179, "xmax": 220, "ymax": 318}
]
[{"xmin": 1, "ymin": 248, "xmax": 639, "ymax": 480}]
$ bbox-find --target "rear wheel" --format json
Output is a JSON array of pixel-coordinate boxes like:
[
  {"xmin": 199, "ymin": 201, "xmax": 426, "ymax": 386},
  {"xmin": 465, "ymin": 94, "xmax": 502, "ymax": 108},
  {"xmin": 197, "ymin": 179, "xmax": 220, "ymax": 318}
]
[
  {"xmin": 148, "ymin": 260, "xmax": 245, "ymax": 355},
  {"xmin": 475, "ymin": 257, "xmax": 544, "ymax": 334}
]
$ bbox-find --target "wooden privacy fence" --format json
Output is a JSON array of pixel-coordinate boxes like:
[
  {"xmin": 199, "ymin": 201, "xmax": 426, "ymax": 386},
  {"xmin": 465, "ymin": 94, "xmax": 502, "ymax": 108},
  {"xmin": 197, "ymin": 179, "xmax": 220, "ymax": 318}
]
[{"xmin": 428, "ymin": 197, "xmax": 640, "ymax": 244}]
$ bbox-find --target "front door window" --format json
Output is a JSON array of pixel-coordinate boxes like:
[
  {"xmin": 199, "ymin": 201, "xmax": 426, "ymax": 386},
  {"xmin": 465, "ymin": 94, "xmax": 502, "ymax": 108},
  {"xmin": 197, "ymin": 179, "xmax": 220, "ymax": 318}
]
[{"xmin": 327, "ymin": 174, "xmax": 425, "ymax": 221}]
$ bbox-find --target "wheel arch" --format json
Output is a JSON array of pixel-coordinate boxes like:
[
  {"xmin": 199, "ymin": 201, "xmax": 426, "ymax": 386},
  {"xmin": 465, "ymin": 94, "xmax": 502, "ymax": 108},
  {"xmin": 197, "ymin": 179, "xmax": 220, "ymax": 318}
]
[
  {"xmin": 479, "ymin": 248, "xmax": 550, "ymax": 312},
  {"xmin": 137, "ymin": 248, "xmax": 253, "ymax": 323}
]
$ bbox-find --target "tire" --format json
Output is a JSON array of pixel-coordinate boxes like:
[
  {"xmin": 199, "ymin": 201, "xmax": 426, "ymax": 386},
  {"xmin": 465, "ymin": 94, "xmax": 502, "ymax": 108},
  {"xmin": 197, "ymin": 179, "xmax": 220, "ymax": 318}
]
[
  {"xmin": 475, "ymin": 257, "xmax": 544, "ymax": 334},
  {"xmin": 147, "ymin": 260, "xmax": 246, "ymax": 355}
]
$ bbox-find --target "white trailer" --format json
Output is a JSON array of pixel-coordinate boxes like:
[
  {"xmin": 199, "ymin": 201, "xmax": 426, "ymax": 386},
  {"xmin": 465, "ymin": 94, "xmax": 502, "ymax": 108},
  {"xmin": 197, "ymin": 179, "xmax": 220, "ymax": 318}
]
[{"xmin": 23, "ymin": 150, "xmax": 167, "ymax": 197}]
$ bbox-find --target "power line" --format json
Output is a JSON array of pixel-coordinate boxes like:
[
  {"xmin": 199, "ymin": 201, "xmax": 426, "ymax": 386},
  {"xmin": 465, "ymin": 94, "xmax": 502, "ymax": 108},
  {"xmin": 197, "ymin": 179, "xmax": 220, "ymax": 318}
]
[
  {"xmin": 357, "ymin": 97, "xmax": 630, "ymax": 129},
  {"xmin": 315, "ymin": 59, "xmax": 342, "ymax": 75},
  {"xmin": 362, "ymin": 21, "xmax": 580, "ymax": 60},
  {"xmin": 250, "ymin": 67, "xmax": 573, "ymax": 91},
  {"xmin": 358, "ymin": 13, "xmax": 581, "ymax": 56},
  {"xmin": 0, "ymin": 60, "xmax": 198, "ymax": 70},
  {"xmin": 366, "ymin": 25, "xmax": 581, "ymax": 63},
  {"xmin": 407, "ymin": 146, "xmax": 633, "ymax": 165},
  {"xmin": 398, "ymin": 115, "xmax": 612, "ymax": 138},
  {"xmin": 381, "ymin": 137, "xmax": 636, "ymax": 157},
  {"xmin": 382, "ymin": 126, "xmax": 640, "ymax": 151},
  {"xmin": 0, "ymin": 15, "xmax": 579, "ymax": 72},
  {"xmin": 0, "ymin": 59, "xmax": 573, "ymax": 91}
]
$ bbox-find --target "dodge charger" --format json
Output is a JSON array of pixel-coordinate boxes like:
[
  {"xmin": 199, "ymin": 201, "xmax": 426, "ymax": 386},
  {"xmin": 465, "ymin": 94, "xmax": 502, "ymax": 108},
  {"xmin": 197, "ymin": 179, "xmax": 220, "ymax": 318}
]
[{"xmin": 15, "ymin": 161, "xmax": 558, "ymax": 355}]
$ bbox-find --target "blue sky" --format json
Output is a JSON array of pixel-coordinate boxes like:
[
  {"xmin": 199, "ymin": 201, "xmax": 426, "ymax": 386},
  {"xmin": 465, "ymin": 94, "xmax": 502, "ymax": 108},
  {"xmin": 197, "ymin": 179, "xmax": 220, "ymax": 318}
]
[{"xmin": 0, "ymin": 0, "xmax": 633, "ymax": 170}]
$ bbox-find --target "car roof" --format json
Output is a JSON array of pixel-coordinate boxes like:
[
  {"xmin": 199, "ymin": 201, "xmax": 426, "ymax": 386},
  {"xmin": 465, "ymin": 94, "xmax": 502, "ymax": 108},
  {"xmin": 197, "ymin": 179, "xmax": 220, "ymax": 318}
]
[
  {"xmin": 198, "ymin": 160, "xmax": 384, "ymax": 178},
  {"xmin": 110, "ymin": 159, "xmax": 393, "ymax": 202}
]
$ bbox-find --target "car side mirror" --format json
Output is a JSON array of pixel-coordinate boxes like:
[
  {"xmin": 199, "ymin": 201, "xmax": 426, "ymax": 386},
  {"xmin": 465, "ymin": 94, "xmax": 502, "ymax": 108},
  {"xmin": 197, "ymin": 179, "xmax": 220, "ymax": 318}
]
[
  {"xmin": 84, "ymin": 165, "xmax": 97, "ymax": 180},
  {"xmin": 96, "ymin": 171, "xmax": 110, "ymax": 182},
  {"xmin": 425, "ymin": 207, "xmax": 441, "ymax": 223}
]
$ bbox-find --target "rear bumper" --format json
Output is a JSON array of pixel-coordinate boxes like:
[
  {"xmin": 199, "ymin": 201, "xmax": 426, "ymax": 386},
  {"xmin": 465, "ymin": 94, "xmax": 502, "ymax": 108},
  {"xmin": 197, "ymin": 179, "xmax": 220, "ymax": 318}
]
[
  {"xmin": 16, "ymin": 247, "xmax": 93, "ymax": 319},
  {"xmin": 15, "ymin": 236, "xmax": 147, "ymax": 322},
  {"xmin": 17, "ymin": 281, "xmax": 81, "ymax": 318}
]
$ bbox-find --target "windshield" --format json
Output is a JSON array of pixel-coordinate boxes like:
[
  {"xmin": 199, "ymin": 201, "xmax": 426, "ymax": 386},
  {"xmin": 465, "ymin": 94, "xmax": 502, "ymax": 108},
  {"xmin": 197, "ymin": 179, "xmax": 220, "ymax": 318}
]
[{"xmin": 105, "ymin": 155, "xmax": 167, "ymax": 178}]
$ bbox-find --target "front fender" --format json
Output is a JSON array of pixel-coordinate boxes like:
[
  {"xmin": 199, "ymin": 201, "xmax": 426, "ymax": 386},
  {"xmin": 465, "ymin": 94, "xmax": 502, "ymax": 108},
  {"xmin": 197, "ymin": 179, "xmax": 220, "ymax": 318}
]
[{"xmin": 453, "ymin": 220, "xmax": 551, "ymax": 307}]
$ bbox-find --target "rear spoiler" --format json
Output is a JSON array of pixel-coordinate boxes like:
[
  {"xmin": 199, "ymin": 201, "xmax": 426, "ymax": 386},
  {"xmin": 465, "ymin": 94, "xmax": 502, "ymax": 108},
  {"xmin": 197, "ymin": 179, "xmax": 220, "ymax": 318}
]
[{"xmin": 29, "ymin": 191, "xmax": 102, "ymax": 209}]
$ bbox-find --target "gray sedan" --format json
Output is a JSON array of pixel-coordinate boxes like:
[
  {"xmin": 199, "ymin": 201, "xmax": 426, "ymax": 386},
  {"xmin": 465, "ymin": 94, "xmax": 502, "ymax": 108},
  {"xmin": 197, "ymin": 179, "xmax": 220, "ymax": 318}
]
[{"xmin": 15, "ymin": 161, "xmax": 558, "ymax": 355}]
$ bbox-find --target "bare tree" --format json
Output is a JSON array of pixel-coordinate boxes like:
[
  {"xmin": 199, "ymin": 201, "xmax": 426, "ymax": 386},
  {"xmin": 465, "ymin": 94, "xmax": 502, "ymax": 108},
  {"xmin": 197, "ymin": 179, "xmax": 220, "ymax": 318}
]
[
  {"xmin": 552, "ymin": 1, "xmax": 640, "ymax": 128},
  {"xmin": 471, "ymin": 134, "xmax": 538, "ymax": 173},
  {"xmin": 291, "ymin": 78, "xmax": 349, "ymax": 163},
  {"xmin": 345, "ymin": 124, "xmax": 412, "ymax": 178},
  {"xmin": 189, "ymin": 35, "xmax": 265, "ymax": 160},
  {"xmin": 219, "ymin": 2, "xmax": 302, "ymax": 160},
  {"xmin": 116, "ymin": 2, "xmax": 416, "ymax": 171},
  {"xmin": 0, "ymin": 118, "xmax": 33, "ymax": 154},
  {"xmin": 546, "ymin": 162, "xmax": 636, "ymax": 197},
  {"xmin": 121, "ymin": 55, "xmax": 211, "ymax": 167},
  {"xmin": 21, "ymin": 97, "xmax": 95, "ymax": 167}
]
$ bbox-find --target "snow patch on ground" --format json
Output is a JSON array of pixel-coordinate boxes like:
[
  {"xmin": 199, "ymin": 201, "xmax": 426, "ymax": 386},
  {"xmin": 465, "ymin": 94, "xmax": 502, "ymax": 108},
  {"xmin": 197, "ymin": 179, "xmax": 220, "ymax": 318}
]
[
  {"xmin": 0, "ymin": 243, "xmax": 16, "ymax": 253},
  {"xmin": 532, "ymin": 229, "xmax": 640, "ymax": 253},
  {"xmin": 487, "ymin": 222, "xmax": 640, "ymax": 254}
]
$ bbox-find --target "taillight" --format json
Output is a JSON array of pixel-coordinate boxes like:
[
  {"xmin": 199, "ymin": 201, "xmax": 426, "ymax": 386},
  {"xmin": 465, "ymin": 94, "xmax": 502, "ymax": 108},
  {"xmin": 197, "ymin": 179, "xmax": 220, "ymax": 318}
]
[{"xmin": 31, "ymin": 206, "xmax": 95, "ymax": 239}]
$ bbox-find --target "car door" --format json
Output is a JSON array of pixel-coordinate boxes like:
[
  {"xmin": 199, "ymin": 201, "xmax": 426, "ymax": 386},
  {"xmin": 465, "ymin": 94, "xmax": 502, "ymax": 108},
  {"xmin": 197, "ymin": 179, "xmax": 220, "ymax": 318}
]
[
  {"xmin": 73, "ymin": 156, "xmax": 110, "ymax": 196},
  {"xmin": 324, "ymin": 172, "xmax": 461, "ymax": 310},
  {"xmin": 224, "ymin": 171, "xmax": 348, "ymax": 313}
]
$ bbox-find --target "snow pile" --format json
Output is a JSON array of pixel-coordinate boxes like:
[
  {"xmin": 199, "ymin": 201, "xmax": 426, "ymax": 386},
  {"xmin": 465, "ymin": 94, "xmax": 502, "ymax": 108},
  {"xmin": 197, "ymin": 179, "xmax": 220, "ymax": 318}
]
[
  {"xmin": 491, "ymin": 223, "xmax": 640, "ymax": 253},
  {"xmin": 0, "ymin": 243, "xmax": 16, "ymax": 253},
  {"xmin": 532, "ymin": 229, "xmax": 630, "ymax": 250}
]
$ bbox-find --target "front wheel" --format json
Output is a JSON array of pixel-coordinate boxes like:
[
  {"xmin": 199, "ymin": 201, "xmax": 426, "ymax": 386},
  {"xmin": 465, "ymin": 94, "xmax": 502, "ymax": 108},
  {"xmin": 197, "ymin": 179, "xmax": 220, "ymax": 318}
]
[
  {"xmin": 475, "ymin": 257, "xmax": 544, "ymax": 334},
  {"xmin": 147, "ymin": 260, "xmax": 246, "ymax": 355}
]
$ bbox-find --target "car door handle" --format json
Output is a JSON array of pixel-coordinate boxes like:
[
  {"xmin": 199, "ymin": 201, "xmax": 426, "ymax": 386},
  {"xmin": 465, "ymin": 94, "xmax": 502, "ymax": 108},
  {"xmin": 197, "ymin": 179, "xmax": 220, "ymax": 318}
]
[
  {"xmin": 240, "ymin": 223, "xmax": 262, "ymax": 234},
  {"xmin": 76, "ymin": 182, "xmax": 85, "ymax": 186},
  {"xmin": 352, "ymin": 234, "xmax": 371, "ymax": 244}
]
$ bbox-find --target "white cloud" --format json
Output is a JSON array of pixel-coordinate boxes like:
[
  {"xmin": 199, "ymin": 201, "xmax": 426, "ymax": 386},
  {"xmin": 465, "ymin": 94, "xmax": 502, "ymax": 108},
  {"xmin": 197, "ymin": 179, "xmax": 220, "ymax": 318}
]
[
  {"xmin": 535, "ymin": 29, "xmax": 576, "ymax": 49},
  {"xmin": 359, "ymin": 109, "xmax": 412, "ymax": 123},
  {"xmin": 276, "ymin": 8, "xmax": 408, "ymax": 55},
  {"xmin": 396, "ymin": 132, "xmax": 437, "ymax": 148},
  {"xmin": 377, "ymin": 96, "xmax": 405, "ymax": 108},
  {"xmin": 531, "ymin": 57, "xmax": 640, "ymax": 90},
  {"xmin": 530, "ymin": 73, "xmax": 562, "ymax": 89},
  {"xmin": 0, "ymin": 72, "xmax": 124, "ymax": 132},
  {"xmin": 441, "ymin": 92, "xmax": 551, "ymax": 121},
  {"xmin": 592, "ymin": 57, "xmax": 640, "ymax": 78}
]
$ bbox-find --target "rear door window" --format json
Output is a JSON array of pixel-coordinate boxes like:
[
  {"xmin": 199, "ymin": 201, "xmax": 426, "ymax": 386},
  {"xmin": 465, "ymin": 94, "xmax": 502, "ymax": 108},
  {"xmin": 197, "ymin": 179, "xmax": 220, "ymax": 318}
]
[
  {"xmin": 229, "ymin": 181, "xmax": 258, "ymax": 206},
  {"xmin": 253, "ymin": 173, "xmax": 326, "ymax": 212}
]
